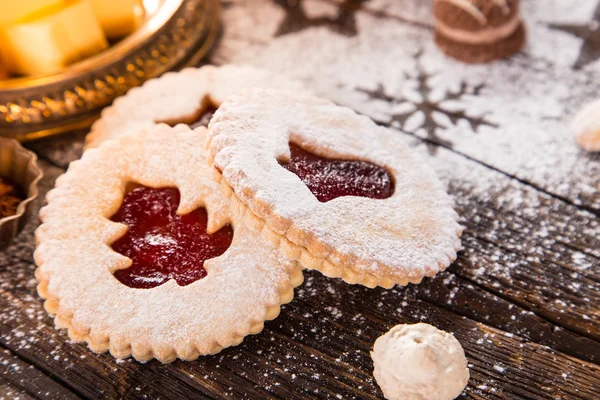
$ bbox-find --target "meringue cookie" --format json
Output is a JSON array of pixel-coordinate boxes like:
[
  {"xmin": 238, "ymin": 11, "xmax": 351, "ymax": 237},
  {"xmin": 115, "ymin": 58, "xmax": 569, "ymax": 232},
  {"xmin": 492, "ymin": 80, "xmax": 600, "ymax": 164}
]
[
  {"xmin": 572, "ymin": 99, "xmax": 600, "ymax": 152},
  {"xmin": 371, "ymin": 323, "xmax": 469, "ymax": 400}
]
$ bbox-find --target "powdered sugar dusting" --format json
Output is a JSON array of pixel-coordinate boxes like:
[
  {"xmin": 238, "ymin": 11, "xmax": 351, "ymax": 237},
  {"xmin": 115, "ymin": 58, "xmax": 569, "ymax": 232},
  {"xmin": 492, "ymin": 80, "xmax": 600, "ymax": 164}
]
[{"xmin": 212, "ymin": 0, "xmax": 600, "ymax": 210}]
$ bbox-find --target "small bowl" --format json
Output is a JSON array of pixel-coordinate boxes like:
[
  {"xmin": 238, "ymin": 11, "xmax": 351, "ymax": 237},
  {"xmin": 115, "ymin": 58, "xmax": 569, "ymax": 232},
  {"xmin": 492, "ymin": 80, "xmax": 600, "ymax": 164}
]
[{"xmin": 0, "ymin": 137, "xmax": 43, "ymax": 249}]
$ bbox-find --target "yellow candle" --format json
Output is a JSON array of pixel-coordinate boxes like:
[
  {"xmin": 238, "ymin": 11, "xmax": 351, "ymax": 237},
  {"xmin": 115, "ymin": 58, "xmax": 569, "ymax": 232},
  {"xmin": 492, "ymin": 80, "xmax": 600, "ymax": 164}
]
[
  {"xmin": 0, "ymin": 0, "xmax": 108, "ymax": 76},
  {"xmin": 91, "ymin": 0, "xmax": 145, "ymax": 40}
]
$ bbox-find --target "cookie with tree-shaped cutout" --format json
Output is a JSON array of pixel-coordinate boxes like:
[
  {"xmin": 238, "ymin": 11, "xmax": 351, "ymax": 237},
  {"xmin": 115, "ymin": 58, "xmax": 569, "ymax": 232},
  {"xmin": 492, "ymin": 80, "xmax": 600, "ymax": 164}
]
[{"xmin": 36, "ymin": 124, "xmax": 303, "ymax": 363}]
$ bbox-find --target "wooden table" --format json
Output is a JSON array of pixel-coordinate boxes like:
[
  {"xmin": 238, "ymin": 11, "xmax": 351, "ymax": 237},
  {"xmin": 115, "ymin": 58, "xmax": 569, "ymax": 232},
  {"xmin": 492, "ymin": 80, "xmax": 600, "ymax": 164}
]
[{"xmin": 1, "ymin": 1, "xmax": 599, "ymax": 399}]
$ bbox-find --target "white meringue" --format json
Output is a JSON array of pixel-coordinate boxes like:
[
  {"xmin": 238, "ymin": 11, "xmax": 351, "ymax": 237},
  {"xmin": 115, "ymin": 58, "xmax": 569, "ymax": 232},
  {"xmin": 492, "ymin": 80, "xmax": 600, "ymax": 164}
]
[
  {"xmin": 572, "ymin": 99, "xmax": 600, "ymax": 152},
  {"xmin": 371, "ymin": 323, "xmax": 469, "ymax": 400}
]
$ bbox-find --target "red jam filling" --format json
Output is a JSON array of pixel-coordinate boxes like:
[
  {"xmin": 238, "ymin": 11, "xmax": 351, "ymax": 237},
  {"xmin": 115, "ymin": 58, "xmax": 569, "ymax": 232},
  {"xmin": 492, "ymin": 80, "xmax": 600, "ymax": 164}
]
[
  {"xmin": 280, "ymin": 143, "xmax": 394, "ymax": 203},
  {"xmin": 110, "ymin": 186, "xmax": 233, "ymax": 289},
  {"xmin": 189, "ymin": 105, "xmax": 218, "ymax": 129}
]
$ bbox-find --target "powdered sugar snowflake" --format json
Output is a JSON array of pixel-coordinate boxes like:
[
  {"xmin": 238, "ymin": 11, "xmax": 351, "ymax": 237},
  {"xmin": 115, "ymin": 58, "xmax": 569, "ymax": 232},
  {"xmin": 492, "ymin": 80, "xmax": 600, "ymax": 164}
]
[{"xmin": 358, "ymin": 52, "xmax": 497, "ymax": 154}]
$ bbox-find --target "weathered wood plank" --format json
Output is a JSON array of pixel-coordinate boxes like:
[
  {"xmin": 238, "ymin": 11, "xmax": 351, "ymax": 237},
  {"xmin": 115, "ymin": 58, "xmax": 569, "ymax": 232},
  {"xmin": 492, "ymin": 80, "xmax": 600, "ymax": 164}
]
[
  {"xmin": 410, "ymin": 271, "xmax": 600, "ymax": 364},
  {"xmin": 0, "ymin": 348, "xmax": 79, "ymax": 400},
  {"xmin": 426, "ymin": 144, "xmax": 599, "ymax": 342},
  {"xmin": 26, "ymin": 131, "xmax": 86, "ymax": 170},
  {"xmin": 7, "ymin": 263, "xmax": 599, "ymax": 400},
  {"xmin": 259, "ymin": 272, "xmax": 600, "ymax": 399},
  {"xmin": 2, "ymin": 194, "xmax": 599, "ymax": 400},
  {"xmin": 0, "ymin": 380, "xmax": 35, "ymax": 400},
  {"xmin": 0, "ymin": 264, "xmax": 220, "ymax": 400}
]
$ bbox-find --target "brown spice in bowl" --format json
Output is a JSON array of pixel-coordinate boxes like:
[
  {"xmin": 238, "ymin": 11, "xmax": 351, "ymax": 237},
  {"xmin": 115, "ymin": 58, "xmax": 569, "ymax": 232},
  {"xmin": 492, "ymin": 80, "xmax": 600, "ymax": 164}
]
[{"xmin": 0, "ymin": 176, "xmax": 25, "ymax": 219}]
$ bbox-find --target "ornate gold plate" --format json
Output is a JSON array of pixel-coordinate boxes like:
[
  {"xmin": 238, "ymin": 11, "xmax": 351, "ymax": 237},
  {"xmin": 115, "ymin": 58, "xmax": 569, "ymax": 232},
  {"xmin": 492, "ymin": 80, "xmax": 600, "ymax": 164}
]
[{"xmin": 0, "ymin": 0, "xmax": 220, "ymax": 141}]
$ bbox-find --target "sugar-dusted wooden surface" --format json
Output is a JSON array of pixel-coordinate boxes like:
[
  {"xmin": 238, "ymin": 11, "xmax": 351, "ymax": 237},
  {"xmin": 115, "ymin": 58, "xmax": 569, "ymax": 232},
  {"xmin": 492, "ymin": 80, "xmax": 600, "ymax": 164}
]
[{"xmin": 1, "ymin": 0, "xmax": 599, "ymax": 399}]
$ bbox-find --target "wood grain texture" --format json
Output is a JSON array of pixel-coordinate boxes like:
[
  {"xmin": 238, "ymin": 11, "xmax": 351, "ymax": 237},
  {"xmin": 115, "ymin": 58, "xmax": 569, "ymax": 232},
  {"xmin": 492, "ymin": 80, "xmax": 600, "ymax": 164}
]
[
  {"xmin": 2, "ymin": 243, "xmax": 600, "ymax": 399},
  {"xmin": 0, "ymin": 348, "xmax": 79, "ymax": 400},
  {"xmin": 0, "ymin": 382, "xmax": 35, "ymax": 400},
  {"xmin": 0, "ymin": 0, "xmax": 598, "ymax": 399}
]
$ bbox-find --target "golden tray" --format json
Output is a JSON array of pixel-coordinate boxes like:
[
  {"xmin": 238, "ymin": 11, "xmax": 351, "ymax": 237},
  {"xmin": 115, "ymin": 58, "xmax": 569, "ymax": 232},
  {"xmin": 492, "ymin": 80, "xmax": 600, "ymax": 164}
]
[{"xmin": 0, "ymin": 0, "xmax": 220, "ymax": 142}]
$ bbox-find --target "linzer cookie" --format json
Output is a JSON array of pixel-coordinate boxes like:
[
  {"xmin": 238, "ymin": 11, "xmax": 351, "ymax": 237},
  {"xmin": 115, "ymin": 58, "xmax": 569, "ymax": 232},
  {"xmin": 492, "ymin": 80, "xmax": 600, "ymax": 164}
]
[
  {"xmin": 85, "ymin": 64, "xmax": 305, "ymax": 149},
  {"xmin": 434, "ymin": 0, "xmax": 525, "ymax": 63},
  {"xmin": 35, "ymin": 124, "xmax": 303, "ymax": 363},
  {"xmin": 206, "ymin": 88, "xmax": 462, "ymax": 289}
]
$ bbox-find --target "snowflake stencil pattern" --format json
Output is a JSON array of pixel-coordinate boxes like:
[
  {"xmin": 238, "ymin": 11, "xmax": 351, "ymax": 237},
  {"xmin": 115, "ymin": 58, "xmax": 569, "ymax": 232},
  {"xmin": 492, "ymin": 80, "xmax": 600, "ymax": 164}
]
[{"xmin": 358, "ymin": 52, "xmax": 497, "ymax": 154}]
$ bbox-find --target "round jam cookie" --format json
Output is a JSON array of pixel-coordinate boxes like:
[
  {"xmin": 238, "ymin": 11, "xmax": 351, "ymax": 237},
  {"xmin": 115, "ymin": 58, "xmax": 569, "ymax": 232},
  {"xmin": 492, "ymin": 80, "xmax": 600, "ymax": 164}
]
[
  {"xmin": 85, "ymin": 64, "xmax": 305, "ymax": 149},
  {"xmin": 371, "ymin": 323, "xmax": 469, "ymax": 400},
  {"xmin": 206, "ymin": 89, "xmax": 462, "ymax": 289},
  {"xmin": 434, "ymin": 0, "xmax": 525, "ymax": 63},
  {"xmin": 572, "ymin": 99, "xmax": 600, "ymax": 152},
  {"xmin": 35, "ymin": 124, "xmax": 303, "ymax": 363}
]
